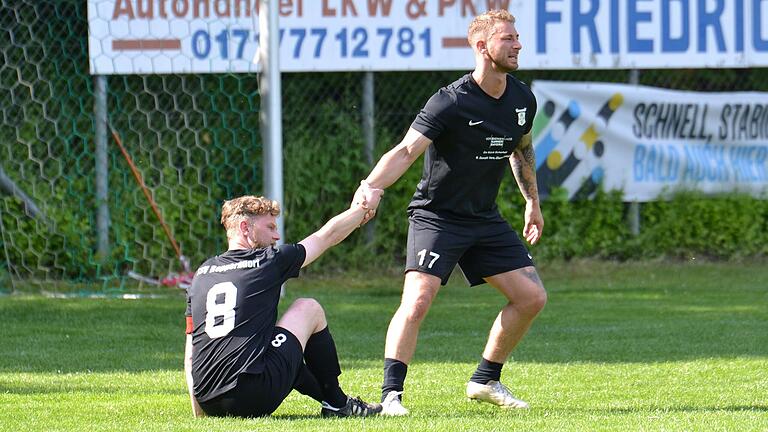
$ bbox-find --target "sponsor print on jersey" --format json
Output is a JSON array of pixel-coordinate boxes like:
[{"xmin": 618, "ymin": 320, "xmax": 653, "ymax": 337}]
[
  {"xmin": 534, "ymin": 100, "xmax": 580, "ymax": 170},
  {"xmin": 476, "ymin": 135, "xmax": 519, "ymax": 160},
  {"xmin": 536, "ymin": 93, "xmax": 623, "ymax": 199},
  {"xmin": 197, "ymin": 259, "xmax": 261, "ymax": 275},
  {"xmin": 516, "ymin": 107, "xmax": 527, "ymax": 126}
]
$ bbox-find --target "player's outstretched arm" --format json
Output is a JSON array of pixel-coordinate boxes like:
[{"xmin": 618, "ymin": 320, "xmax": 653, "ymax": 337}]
[
  {"xmin": 510, "ymin": 132, "xmax": 544, "ymax": 245},
  {"xmin": 298, "ymin": 198, "xmax": 379, "ymax": 268},
  {"xmin": 355, "ymin": 128, "xmax": 432, "ymax": 210},
  {"xmin": 184, "ymin": 335, "xmax": 206, "ymax": 417}
]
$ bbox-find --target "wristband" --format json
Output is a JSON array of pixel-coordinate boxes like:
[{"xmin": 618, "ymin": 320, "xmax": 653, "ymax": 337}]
[{"xmin": 185, "ymin": 316, "xmax": 194, "ymax": 334}]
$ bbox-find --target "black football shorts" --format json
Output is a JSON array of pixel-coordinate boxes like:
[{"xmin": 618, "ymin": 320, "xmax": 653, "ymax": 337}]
[
  {"xmin": 405, "ymin": 215, "xmax": 534, "ymax": 286},
  {"xmin": 199, "ymin": 326, "xmax": 304, "ymax": 417}
]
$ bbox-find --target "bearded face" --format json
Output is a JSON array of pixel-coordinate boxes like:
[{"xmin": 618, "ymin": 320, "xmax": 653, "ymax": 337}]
[
  {"xmin": 245, "ymin": 215, "xmax": 280, "ymax": 248},
  {"xmin": 483, "ymin": 21, "xmax": 522, "ymax": 73}
]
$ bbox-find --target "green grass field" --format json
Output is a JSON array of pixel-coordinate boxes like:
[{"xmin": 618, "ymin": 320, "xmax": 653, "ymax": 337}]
[{"xmin": 1, "ymin": 260, "xmax": 766, "ymax": 431}]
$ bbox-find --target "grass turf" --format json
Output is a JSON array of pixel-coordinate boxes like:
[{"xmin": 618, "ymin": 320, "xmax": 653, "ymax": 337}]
[{"xmin": 0, "ymin": 260, "xmax": 766, "ymax": 431}]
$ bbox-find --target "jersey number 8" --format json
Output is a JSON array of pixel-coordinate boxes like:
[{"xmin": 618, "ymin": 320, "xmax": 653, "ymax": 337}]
[{"xmin": 205, "ymin": 282, "xmax": 238, "ymax": 338}]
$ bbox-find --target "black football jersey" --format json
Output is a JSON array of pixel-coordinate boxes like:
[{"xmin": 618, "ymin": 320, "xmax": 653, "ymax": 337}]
[
  {"xmin": 185, "ymin": 244, "xmax": 305, "ymax": 402},
  {"xmin": 408, "ymin": 73, "xmax": 537, "ymax": 222}
]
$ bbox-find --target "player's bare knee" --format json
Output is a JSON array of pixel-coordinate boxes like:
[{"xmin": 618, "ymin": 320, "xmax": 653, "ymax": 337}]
[
  {"xmin": 292, "ymin": 297, "xmax": 325, "ymax": 320},
  {"xmin": 401, "ymin": 272, "xmax": 440, "ymax": 321},
  {"xmin": 530, "ymin": 288, "xmax": 548, "ymax": 314},
  {"xmin": 517, "ymin": 288, "xmax": 547, "ymax": 317},
  {"xmin": 400, "ymin": 295, "xmax": 432, "ymax": 323}
]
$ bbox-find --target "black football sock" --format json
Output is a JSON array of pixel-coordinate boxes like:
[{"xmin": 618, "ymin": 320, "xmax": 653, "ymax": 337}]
[
  {"xmin": 304, "ymin": 326, "xmax": 347, "ymax": 408},
  {"xmin": 381, "ymin": 358, "xmax": 408, "ymax": 402},
  {"xmin": 469, "ymin": 357, "xmax": 503, "ymax": 384},
  {"xmin": 292, "ymin": 363, "xmax": 325, "ymax": 403}
]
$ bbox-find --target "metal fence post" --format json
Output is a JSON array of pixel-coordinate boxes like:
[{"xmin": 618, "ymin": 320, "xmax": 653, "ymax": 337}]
[
  {"xmin": 258, "ymin": 0, "xmax": 286, "ymax": 295},
  {"xmin": 0, "ymin": 202, "xmax": 16, "ymax": 293},
  {"xmin": 362, "ymin": 71, "xmax": 376, "ymax": 244},
  {"xmin": 627, "ymin": 69, "xmax": 641, "ymax": 236},
  {"xmin": 259, "ymin": 0, "xmax": 284, "ymax": 242},
  {"xmin": 94, "ymin": 75, "xmax": 110, "ymax": 261}
]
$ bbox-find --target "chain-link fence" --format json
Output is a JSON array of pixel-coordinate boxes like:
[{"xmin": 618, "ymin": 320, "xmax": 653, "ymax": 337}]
[{"xmin": 1, "ymin": 1, "xmax": 767, "ymax": 294}]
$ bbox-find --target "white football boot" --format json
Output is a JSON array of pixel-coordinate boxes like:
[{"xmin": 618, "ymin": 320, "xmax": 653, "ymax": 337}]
[
  {"xmin": 381, "ymin": 391, "xmax": 410, "ymax": 416},
  {"xmin": 466, "ymin": 380, "xmax": 529, "ymax": 409}
]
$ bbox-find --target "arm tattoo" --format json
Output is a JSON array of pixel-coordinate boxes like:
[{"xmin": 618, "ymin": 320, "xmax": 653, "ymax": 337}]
[{"xmin": 510, "ymin": 134, "xmax": 539, "ymax": 202}]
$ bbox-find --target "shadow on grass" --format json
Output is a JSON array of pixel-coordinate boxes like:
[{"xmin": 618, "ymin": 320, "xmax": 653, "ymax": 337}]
[{"xmin": 261, "ymin": 414, "xmax": 326, "ymax": 420}]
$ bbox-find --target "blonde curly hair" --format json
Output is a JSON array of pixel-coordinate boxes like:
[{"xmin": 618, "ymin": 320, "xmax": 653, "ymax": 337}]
[
  {"xmin": 220, "ymin": 195, "xmax": 281, "ymax": 237},
  {"xmin": 468, "ymin": 9, "xmax": 516, "ymax": 45}
]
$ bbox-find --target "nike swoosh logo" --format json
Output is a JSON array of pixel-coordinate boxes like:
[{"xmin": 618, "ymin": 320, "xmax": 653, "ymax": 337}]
[{"xmin": 468, "ymin": 120, "xmax": 484, "ymax": 126}]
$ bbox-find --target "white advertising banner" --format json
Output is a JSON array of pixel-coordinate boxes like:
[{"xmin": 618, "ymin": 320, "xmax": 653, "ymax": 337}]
[
  {"xmin": 88, "ymin": 0, "xmax": 768, "ymax": 74},
  {"xmin": 531, "ymin": 81, "xmax": 768, "ymax": 201}
]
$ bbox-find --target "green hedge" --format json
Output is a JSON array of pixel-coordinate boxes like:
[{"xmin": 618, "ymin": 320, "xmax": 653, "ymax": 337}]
[{"xmin": 3, "ymin": 93, "xmax": 768, "ymax": 282}]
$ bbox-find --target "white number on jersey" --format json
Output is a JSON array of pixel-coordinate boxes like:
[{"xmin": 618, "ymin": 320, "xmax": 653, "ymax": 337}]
[
  {"xmin": 271, "ymin": 333, "xmax": 287, "ymax": 347},
  {"xmin": 416, "ymin": 249, "xmax": 441, "ymax": 269},
  {"xmin": 204, "ymin": 281, "xmax": 238, "ymax": 338}
]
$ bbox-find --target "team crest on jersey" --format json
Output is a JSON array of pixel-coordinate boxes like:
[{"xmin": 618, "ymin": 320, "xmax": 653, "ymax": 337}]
[{"xmin": 516, "ymin": 108, "xmax": 527, "ymax": 126}]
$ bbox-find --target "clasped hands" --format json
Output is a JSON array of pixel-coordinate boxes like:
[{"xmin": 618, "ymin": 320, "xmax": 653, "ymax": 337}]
[{"xmin": 352, "ymin": 180, "xmax": 383, "ymax": 226}]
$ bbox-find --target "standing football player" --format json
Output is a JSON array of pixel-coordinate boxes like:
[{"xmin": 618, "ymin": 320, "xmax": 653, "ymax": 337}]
[{"xmin": 354, "ymin": 10, "xmax": 546, "ymax": 415}]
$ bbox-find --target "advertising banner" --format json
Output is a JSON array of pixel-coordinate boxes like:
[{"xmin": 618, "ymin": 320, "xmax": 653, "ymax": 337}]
[
  {"xmin": 532, "ymin": 80, "xmax": 768, "ymax": 201},
  {"xmin": 88, "ymin": 0, "xmax": 768, "ymax": 74}
]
